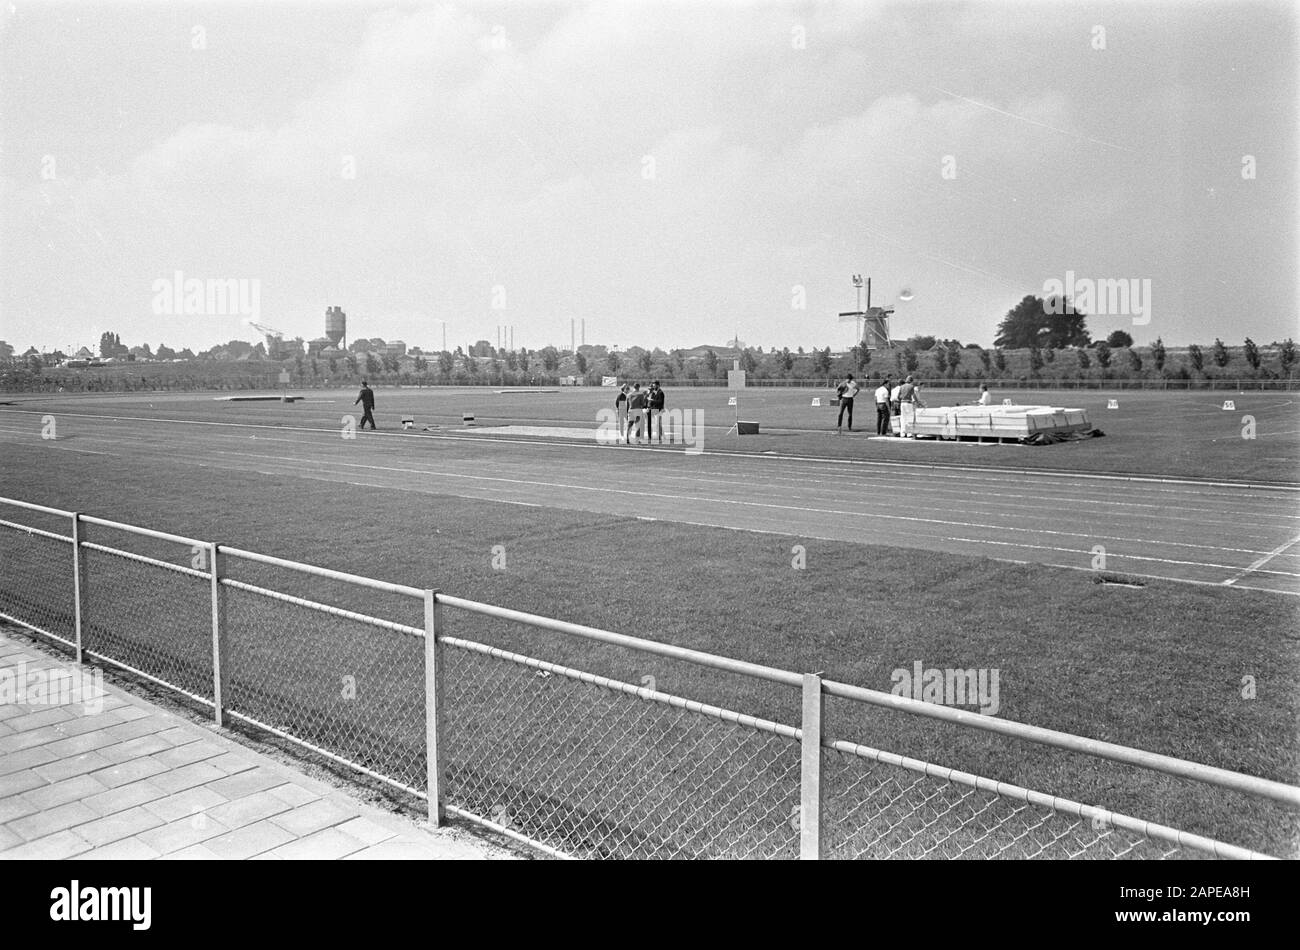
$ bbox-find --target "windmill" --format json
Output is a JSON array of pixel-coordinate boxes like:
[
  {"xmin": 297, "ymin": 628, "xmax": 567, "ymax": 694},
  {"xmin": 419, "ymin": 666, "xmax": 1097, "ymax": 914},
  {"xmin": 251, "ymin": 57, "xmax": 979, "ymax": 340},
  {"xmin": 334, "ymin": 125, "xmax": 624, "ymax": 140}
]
[{"xmin": 838, "ymin": 275, "xmax": 913, "ymax": 349}]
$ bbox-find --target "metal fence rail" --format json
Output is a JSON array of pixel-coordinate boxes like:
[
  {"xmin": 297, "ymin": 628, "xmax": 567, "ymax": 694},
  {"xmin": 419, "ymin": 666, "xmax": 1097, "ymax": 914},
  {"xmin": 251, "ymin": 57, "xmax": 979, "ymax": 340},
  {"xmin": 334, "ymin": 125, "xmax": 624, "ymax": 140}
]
[{"xmin": 0, "ymin": 495, "xmax": 1295, "ymax": 860}]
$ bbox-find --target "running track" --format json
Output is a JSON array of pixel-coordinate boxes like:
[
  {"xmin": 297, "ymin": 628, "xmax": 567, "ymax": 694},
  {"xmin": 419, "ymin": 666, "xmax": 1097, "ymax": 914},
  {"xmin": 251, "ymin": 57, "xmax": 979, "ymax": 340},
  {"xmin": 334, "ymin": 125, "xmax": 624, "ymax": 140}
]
[{"xmin": 1, "ymin": 407, "xmax": 1297, "ymax": 596}]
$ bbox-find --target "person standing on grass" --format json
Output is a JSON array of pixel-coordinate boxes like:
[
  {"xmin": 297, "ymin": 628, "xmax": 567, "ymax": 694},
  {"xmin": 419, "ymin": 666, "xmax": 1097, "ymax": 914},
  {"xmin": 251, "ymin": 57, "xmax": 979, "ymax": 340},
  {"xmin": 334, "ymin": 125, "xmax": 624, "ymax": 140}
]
[
  {"xmin": 355, "ymin": 380, "xmax": 377, "ymax": 430},
  {"xmin": 898, "ymin": 375, "xmax": 917, "ymax": 406},
  {"xmin": 836, "ymin": 373, "xmax": 859, "ymax": 432},
  {"xmin": 875, "ymin": 375, "xmax": 893, "ymax": 435},
  {"xmin": 628, "ymin": 383, "xmax": 648, "ymax": 442},
  {"xmin": 615, "ymin": 383, "xmax": 631, "ymax": 443},
  {"xmin": 977, "ymin": 383, "xmax": 992, "ymax": 406},
  {"xmin": 648, "ymin": 381, "xmax": 666, "ymax": 443},
  {"xmin": 896, "ymin": 375, "xmax": 918, "ymax": 438}
]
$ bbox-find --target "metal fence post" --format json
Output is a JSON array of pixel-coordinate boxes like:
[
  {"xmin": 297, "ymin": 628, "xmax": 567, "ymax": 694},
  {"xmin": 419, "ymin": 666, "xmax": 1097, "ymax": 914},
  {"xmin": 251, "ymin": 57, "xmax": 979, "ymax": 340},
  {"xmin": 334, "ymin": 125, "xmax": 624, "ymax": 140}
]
[
  {"xmin": 209, "ymin": 542, "xmax": 227, "ymax": 726},
  {"xmin": 800, "ymin": 672, "xmax": 824, "ymax": 859},
  {"xmin": 424, "ymin": 589, "xmax": 446, "ymax": 827},
  {"xmin": 70, "ymin": 513, "xmax": 85, "ymax": 664}
]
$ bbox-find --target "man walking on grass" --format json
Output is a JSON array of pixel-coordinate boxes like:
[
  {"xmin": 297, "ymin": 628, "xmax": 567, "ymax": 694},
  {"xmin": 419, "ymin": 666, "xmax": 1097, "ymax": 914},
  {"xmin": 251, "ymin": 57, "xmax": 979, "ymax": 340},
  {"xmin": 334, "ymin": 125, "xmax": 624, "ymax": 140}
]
[{"xmin": 355, "ymin": 380, "xmax": 377, "ymax": 430}]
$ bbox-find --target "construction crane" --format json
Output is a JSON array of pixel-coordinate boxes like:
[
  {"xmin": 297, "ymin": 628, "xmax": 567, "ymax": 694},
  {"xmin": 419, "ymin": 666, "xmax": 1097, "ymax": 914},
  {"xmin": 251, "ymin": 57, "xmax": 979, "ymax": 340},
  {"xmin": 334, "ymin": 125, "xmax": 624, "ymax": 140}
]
[{"xmin": 245, "ymin": 320, "xmax": 290, "ymax": 360}]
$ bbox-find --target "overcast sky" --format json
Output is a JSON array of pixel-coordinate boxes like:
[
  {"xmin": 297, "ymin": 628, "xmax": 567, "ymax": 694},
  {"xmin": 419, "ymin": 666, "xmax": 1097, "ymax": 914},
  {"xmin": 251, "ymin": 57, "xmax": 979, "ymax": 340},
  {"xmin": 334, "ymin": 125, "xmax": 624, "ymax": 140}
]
[{"xmin": 1, "ymin": 0, "xmax": 1295, "ymax": 355}]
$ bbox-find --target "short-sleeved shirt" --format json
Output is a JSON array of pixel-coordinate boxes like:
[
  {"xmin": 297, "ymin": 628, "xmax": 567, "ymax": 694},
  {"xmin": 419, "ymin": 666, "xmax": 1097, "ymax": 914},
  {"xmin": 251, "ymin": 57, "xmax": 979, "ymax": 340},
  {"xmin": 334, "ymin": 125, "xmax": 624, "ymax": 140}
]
[
  {"xmin": 874, "ymin": 385, "xmax": 890, "ymax": 403},
  {"xmin": 840, "ymin": 380, "xmax": 859, "ymax": 399}
]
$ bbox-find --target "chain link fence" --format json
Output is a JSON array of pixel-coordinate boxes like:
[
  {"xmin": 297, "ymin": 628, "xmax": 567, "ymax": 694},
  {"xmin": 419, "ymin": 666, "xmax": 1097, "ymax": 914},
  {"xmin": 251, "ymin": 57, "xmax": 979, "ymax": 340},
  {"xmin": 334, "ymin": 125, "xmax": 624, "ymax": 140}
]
[
  {"xmin": 440, "ymin": 637, "xmax": 801, "ymax": 859},
  {"xmin": 78, "ymin": 538, "xmax": 212, "ymax": 701},
  {"xmin": 0, "ymin": 506, "xmax": 75, "ymax": 648},
  {"xmin": 221, "ymin": 577, "xmax": 427, "ymax": 792},
  {"xmin": 1, "ymin": 496, "xmax": 1296, "ymax": 860},
  {"xmin": 820, "ymin": 746, "xmax": 1198, "ymax": 859}
]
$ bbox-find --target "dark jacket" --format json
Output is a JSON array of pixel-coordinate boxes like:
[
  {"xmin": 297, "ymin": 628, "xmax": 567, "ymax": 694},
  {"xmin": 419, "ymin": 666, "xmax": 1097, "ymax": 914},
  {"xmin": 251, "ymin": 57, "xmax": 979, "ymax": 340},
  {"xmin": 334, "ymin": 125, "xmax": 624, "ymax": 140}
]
[
  {"xmin": 649, "ymin": 388, "xmax": 665, "ymax": 410},
  {"xmin": 355, "ymin": 386, "xmax": 375, "ymax": 409}
]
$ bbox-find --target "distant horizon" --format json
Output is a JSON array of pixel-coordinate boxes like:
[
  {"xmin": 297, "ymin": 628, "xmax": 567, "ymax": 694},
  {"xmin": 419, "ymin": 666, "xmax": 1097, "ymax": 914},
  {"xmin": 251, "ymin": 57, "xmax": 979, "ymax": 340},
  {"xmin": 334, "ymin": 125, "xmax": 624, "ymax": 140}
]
[{"xmin": 6, "ymin": 329, "xmax": 1289, "ymax": 361}]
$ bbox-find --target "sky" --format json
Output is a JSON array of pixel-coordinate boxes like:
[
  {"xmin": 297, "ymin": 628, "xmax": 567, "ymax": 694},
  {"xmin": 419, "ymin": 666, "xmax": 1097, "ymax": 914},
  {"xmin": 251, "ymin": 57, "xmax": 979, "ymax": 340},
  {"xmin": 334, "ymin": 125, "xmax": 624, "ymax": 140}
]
[{"xmin": 1, "ymin": 0, "xmax": 1296, "ymax": 355}]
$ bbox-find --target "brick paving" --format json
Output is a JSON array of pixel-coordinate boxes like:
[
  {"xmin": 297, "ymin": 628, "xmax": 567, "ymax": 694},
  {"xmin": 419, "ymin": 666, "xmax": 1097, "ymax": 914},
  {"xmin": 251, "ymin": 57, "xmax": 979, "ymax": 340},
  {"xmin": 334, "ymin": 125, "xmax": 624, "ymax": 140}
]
[{"xmin": 0, "ymin": 632, "xmax": 513, "ymax": 860}]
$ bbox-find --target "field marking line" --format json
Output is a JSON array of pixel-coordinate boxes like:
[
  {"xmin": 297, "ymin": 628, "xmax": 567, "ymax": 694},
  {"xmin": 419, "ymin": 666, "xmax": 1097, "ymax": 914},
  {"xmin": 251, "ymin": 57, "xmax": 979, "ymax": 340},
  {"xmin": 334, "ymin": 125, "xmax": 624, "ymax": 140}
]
[
  {"xmin": 1222, "ymin": 534, "xmax": 1300, "ymax": 586},
  {"xmin": 643, "ymin": 466, "xmax": 1300, "ymax": 529},
  {"xmin": 10, "ymin": 415, "xmax": 1291, "ymax": 553},
  {"xmin": 433, "ymin": 496, "xmax": 1297, "ymax": 596},
  {"xmin": 10, "ymin": 415, "xmax": 1290, "ymax": 529},
  {"xmin": 215, "ymin": 450, "xmax": 1288, "ymax": 560},
  {"xmin": 3, "ymin": 405, "xmax": 1297, "ymax": 493},
  {"xmin": 40, "ymin": 446, "xmax": 114, "ymax": 456},
  {"xmin": 149, "ymin": 423, "xmax": 1300, "ymax": 510},
  {"xmin": 1036, "ymin": 562, "xmax": 1300, "ymax": 598},
  {"xmin": 44, "ymin": 418, "xmax": 1283, "ymax": 527},
  {"xmin": 945, "ymin": 537, "xmax": 1300, "ymax": 578},
  {"xmin": 217, "ymin": 451, "xmax": 1289, "ymax": 555}
]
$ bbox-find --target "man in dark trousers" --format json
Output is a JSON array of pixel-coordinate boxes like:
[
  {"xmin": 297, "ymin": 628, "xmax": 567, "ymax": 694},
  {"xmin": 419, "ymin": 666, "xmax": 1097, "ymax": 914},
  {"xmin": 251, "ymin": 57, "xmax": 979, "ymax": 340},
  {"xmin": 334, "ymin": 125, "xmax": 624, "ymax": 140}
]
[
  {"xmin": 355, "ymin": 380, "xmax": 377, "ymax": 430},
  {"xmin": 874, "ymin": 374, "xmax": 893, "ymax": 435},
  {"xmin": 836, "ymin": 373, "xmax": 859, "ymax": 433},
  {"xmin": 627, "ymin": 383, "xmax": 648, "ymax": 443},
  {"xmin": 648, "ymin": 381, "xmax": 666, "ymax": 443}
]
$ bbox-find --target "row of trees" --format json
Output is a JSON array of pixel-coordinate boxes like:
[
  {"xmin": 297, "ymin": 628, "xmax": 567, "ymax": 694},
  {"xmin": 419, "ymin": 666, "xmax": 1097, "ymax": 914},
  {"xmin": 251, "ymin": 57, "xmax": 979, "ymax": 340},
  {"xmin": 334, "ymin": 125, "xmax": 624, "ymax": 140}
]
[{"xmin": 7, "ymin": 336, "xmax": 1294, "ymax": 393}]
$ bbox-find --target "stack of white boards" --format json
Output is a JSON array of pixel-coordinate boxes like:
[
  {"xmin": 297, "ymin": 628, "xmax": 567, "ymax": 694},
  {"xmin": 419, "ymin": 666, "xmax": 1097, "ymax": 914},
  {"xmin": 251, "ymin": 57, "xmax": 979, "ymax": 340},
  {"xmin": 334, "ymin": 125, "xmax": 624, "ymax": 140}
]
[{"xmin": 899, "ymin": 404, "xmax": 1090, "ymax": 441}]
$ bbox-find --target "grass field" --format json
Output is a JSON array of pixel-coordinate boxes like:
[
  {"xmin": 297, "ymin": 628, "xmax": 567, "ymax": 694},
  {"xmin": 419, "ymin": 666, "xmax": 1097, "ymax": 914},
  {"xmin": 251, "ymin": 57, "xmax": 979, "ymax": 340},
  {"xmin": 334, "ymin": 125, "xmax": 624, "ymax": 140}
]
[
  {"xmin": 1, "ymin": 389, "xmax": 1298, "ymax": 856},
  {"xmin": 4, "ymin": 384, "xmax": 1297, "ymax": 484}
]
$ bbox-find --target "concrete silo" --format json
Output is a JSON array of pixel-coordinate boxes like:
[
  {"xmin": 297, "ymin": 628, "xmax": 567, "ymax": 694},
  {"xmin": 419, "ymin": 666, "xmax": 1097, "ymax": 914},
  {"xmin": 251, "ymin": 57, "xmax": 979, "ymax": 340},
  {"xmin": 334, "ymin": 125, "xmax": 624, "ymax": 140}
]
[{"xmin": 325, "ymin": 306, "xmax": 347, "ymax": 349}]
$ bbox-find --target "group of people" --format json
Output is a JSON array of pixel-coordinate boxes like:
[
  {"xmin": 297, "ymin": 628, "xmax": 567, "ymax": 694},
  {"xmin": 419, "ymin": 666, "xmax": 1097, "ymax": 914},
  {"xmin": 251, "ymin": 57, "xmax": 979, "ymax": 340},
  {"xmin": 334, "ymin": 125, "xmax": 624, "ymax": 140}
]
[
  {"xmin": 836, "ymin": 373, "xmax": 927, "ymax": 435},
  {"xmin": 615, "ymin": 381, "xmax": 666, "ymax": 443}
]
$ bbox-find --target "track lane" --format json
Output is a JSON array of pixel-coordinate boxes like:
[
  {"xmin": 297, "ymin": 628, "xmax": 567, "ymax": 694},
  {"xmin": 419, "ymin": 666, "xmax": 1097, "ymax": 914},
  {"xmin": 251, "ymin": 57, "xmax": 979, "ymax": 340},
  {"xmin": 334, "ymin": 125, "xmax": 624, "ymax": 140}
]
[{"xmin": 2, "ymin": 410, "xmax": 1297, "ymax": 595}]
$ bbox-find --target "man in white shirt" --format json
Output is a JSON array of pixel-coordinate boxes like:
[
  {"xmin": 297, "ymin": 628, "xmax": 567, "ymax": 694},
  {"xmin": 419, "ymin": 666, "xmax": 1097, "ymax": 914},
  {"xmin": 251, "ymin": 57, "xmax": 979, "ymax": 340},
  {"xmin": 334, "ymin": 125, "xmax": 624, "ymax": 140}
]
[
  {"xmin": 977, "ymin": 384, "xmax": 992, "ymax": 406},
  {"xmin": 874, "ymin": 376, "xmax": 893, "ymax": 435},
  {"xmin": 836, "ymin": 373, "xmax": 860, "ymax": 432}
]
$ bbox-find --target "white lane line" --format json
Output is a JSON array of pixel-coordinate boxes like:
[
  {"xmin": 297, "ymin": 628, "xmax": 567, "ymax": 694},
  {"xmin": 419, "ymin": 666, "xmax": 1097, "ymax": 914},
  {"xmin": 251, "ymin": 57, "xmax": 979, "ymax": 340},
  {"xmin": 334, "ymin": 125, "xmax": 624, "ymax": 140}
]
[
  {"xmin": 646, "ymin": 468, "xmax": 1300, "ymax": 531},
  {"xmin": 40, "ymin": 445, "xmax": 114, "ymax": 456},
  {"xmin": 1222, "ymin": 534, "xmax": 1300, "ymax": 586},
  {"xmin": 1037, "ymin": 562, "xmax": 1300, "ymax": 598},
  {"xmin": 4, "ymin": 405, "xmax": 1297, "ymax": 493},
  {"xmin": 16, "ymin": 422, "xmax": 1287, "ymax": 557},
  {"xmin": 214, "ymin": 451, "xmax": 1287, "ymax": 560},
  {"xmin": 946, "ymin": 537, "xmax": 1300, "ymax": 578},
  {"xmin": 140, "ymin": 422, "xmax": 1293, "ymax": 511}
]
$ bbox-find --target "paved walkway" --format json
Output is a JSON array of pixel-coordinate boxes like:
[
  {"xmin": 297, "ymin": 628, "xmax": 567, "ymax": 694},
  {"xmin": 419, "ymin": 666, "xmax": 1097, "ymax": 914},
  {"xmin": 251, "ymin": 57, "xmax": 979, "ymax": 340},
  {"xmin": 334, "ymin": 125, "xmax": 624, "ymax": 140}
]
[{"xmin": 0, "ymin": 632, "xmax": 513, "ymax": 860}]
